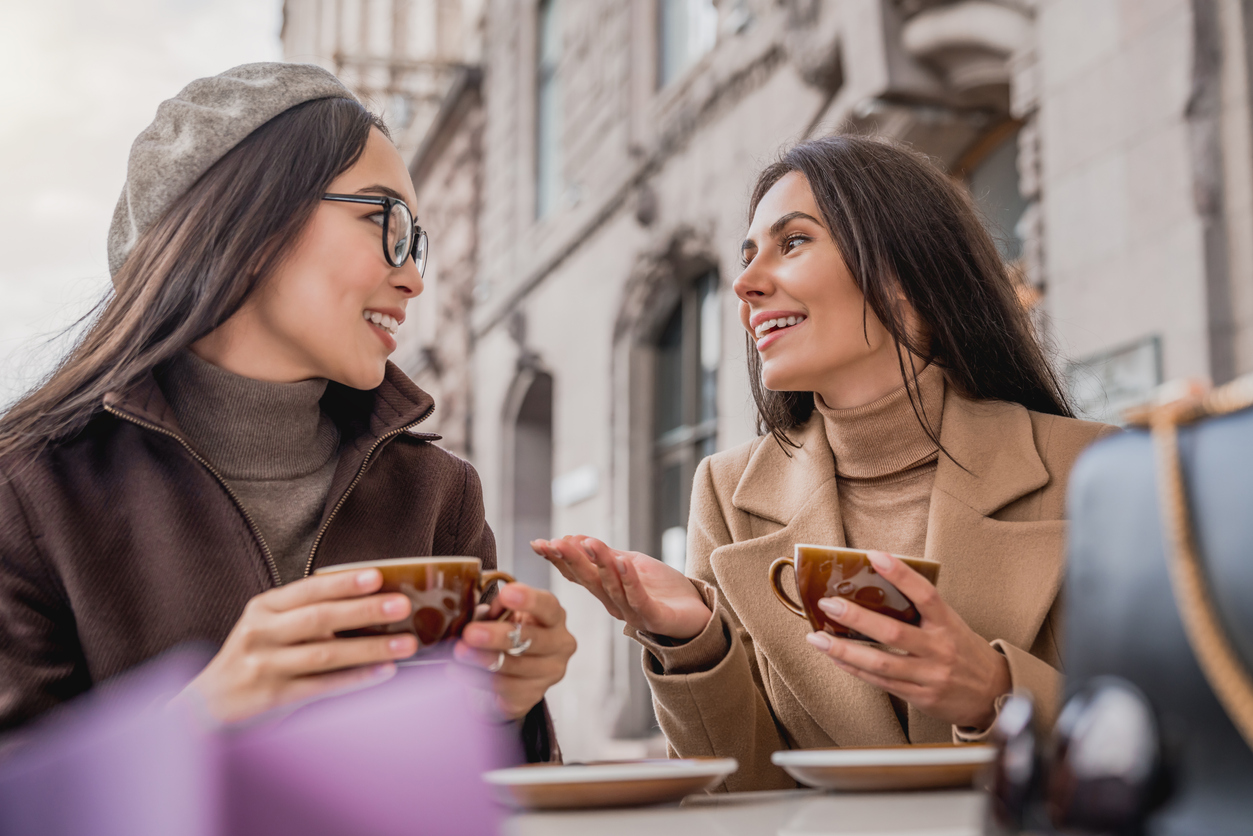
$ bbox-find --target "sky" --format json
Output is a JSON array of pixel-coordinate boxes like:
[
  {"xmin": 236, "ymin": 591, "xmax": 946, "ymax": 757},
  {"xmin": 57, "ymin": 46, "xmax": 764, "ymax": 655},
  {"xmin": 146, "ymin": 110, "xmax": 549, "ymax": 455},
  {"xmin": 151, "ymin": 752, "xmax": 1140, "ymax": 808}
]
[{"xmin": 0, "ymin": 0, "xmax": 284, "ymax": 406}]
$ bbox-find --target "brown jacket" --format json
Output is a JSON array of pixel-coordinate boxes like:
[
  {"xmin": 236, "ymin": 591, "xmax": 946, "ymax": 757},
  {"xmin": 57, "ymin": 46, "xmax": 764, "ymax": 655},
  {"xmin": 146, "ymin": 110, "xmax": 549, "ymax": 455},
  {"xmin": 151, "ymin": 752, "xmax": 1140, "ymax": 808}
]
[
  {"xmin": 632, "ymin": 389, "xmax": 1114, "ymax": 791},
  {"xmin": 0, "ymin": 364, "xmax": 553, "ymax": 762}
]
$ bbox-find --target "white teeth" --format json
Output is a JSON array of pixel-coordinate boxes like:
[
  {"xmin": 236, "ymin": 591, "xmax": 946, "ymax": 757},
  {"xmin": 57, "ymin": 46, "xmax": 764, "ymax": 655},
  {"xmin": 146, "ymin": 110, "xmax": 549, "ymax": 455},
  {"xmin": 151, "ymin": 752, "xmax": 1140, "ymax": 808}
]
[
  {"xmin": 363, "ymin": 310, "xmax": 399, "ymax": 336},
  {"xmin": 754, "ymin": 315, "xmax": 806, "ymax": 340}
]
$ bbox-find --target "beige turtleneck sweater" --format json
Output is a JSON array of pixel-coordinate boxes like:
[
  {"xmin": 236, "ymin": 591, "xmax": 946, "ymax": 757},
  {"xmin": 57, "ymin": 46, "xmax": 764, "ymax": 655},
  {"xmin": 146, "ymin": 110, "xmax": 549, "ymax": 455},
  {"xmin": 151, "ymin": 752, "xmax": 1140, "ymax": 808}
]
[
  {"xmin": 814, "ymin": 363, "xmax": 945, "ymax": 561},
  {"xmin": 813, "ymin": 364, "xmax": 945, "ymax": 731},
  {"xmin": 156, "ymin": 351, "xmax": 341, "ymax": 584}
]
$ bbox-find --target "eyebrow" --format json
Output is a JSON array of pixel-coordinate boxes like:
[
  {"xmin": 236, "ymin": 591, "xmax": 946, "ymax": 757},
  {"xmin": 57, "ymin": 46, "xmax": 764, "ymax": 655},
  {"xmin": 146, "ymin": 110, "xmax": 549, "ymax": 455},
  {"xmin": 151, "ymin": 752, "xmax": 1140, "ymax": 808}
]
[
  {"xmin": 741, "ymin": 211, "xmax": 823, "ymax": 251},
  {"xmin": 354, "ymin": 184, "xmax": 409, "ymax": 203}
]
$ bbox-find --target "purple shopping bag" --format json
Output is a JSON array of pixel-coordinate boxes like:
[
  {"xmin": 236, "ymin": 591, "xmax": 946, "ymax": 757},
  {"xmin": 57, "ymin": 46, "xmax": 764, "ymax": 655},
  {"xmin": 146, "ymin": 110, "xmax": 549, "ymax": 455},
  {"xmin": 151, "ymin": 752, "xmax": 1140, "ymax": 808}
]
[{"xmin": 0, "ymin": 650, "xmax": 512, "ymax": 836}]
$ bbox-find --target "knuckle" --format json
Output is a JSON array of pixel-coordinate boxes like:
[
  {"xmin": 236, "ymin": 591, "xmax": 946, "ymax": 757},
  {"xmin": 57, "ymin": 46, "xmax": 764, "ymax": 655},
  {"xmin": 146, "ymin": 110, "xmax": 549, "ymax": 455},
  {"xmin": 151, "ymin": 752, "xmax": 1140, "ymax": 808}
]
[
  {"xmin": 235, "ymin": 622, "xmax": 262, "ymax": 649},
  {"xmin": 241, "ymin": 653, "xmax": 267, "ymax": 684},
  {"xmin": 309, "ymin": 645, "xmax": 334, "ymax": 669},
  {"xmin": 302, "ymin": 606, "xmax": 330, "ymax": 635}
]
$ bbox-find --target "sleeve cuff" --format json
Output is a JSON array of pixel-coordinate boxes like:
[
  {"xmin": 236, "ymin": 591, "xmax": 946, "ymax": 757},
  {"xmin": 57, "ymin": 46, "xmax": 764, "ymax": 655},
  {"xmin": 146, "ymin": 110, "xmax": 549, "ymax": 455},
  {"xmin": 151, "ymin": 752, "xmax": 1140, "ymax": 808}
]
[
  {"xmin": 951, "ymin": 639, "xmax": 1062, "ymax": 743},
  {"xmin": 624, "ymin": 579, "xmax": 731, "ymax": 676}
]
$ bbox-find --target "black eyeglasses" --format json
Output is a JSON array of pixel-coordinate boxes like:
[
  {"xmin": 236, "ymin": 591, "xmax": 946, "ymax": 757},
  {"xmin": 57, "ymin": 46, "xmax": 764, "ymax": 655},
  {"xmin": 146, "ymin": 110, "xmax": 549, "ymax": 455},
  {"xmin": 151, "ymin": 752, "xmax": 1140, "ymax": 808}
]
[
  {"xmin": 322, "ymin": 194, "xmax": 429, "ymax": 275},
  {"xmin": 987, "ymin": 678, "xmax": 1169, "ymax": 835}
]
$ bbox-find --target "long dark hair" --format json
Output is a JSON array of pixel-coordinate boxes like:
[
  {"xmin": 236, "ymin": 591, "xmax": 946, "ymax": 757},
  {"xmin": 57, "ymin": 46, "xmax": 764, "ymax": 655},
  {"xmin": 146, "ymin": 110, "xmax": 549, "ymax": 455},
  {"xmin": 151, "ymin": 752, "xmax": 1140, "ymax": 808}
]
[
  {"xmin": 746, "ymin": 135, "xmax": 1071, "ymax": 451},
  {"xmin": 0, "ymin": 97, "xmax": 387, "ymax": 463}
]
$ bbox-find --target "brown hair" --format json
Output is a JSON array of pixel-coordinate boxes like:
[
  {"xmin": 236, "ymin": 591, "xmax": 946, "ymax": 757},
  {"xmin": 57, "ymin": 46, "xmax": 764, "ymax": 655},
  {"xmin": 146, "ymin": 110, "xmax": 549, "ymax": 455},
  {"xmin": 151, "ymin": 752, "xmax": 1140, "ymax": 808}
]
[
  {"xmin": 746, "ymin": 135, "xmax": 1071, "ymax": 451},
  {"xmin": 0, "ymin": 97, "xmax": 387, "ymax": 463}
]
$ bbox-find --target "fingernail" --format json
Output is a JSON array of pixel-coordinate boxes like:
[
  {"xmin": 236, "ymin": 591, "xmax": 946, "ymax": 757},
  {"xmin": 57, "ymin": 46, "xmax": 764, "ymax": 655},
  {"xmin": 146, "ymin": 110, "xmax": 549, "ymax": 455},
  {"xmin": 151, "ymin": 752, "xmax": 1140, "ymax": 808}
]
[
  {"xmin": 388, "ymin": 636, "xmax": 415, "ymax": 653},
  {"xmin": 382, "ymin": 596, "xmax": 409, "ymax": 616},
  {"xmin": 868, "ymin": 550, "xmax": 893, "ymax": 572},
  {"xmin": 806, "ymin": 632, "xmax": 834, "ymax": 651},
  {"xmin": 614, "ymin": 556, "xmax": 626, "ymax": 573},
  {"xmin": 500, "ymin": 585, "xmax": 524, "ymax": 606},
  {"xmin": 356, "ymin": 569, "xmax": 380, "ymax": 588},
  {"xmin": 818, "ymin": 597, "xmax": 846, "ymax": 617},
  {"xmin": 463, "ymin": 626, "xmax": 485, "ymax": 645},
  {"xmin": 371, "ymin": 662, "xmax": 397, "ymax": 678}
]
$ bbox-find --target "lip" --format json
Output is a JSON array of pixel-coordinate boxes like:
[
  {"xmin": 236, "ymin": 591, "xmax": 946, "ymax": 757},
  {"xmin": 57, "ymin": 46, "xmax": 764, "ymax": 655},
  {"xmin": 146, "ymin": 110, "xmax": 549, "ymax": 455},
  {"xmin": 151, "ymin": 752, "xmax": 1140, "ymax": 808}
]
[{"xmin": 366, "ymin": 319, "xmax": 397, "ymax": 352}]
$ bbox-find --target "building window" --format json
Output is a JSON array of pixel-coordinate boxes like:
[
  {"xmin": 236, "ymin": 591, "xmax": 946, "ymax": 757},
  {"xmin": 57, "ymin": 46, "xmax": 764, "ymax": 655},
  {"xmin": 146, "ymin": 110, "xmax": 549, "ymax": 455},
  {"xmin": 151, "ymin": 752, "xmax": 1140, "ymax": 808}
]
[
  {"xmin": 963, "ymin": 126, "xmax": 1027, "ymax": 263},
  {"xmin": 509, "ymin": 371, "xmax": 553, "ymax": 590},
  {"xmin": 657, "ymin": 0, "xmax": 718, "ymax": 88},
  {"xmin": 536, "ymin": 0, "xmax": 563, "ymax": 218},
  {"xmin": 653, "ymin": 271, "xmax": 719, "ymax": 571}
]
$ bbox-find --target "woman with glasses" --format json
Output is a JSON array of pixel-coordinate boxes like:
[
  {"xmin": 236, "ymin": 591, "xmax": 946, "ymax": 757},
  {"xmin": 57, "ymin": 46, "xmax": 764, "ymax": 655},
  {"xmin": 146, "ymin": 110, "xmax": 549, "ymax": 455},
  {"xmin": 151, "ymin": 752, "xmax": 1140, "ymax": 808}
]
[
  {"xmin": 0, "ymin": 63, "xmax": 574, "ymax": 761},
  {"xmin": 533, "ymin": 136, "xmax": 1116, "ymax": 789}
]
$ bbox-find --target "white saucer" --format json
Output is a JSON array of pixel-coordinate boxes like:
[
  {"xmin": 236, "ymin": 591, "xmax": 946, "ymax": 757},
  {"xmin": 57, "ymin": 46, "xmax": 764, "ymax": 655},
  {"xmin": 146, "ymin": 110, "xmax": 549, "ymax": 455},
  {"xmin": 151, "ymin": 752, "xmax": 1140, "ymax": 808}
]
[
  {"xmin": 772, "ymin": 744, "xmax": 994, "ymax": 792},
  {"xmin": 483, "ymin": 758, "xmax": 739, "ymax": 809}
]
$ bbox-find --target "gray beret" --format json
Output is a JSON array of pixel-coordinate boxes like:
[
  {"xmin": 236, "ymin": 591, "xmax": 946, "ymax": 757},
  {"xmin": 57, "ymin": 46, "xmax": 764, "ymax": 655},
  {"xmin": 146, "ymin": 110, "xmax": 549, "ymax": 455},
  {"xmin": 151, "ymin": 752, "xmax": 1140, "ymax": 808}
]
[{"xmin": 107, "ymin": 61, "xmax": 357, "ymax": 278}]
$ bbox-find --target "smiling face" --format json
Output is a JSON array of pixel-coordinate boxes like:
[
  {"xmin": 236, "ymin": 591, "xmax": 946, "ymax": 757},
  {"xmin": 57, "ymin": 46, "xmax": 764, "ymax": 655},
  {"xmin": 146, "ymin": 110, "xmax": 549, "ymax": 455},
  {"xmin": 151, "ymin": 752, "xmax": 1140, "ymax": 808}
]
[
  {"xmin": 734, "ymin": 171, "xmax": 920, "ymax": 410},
  {"xmin": 192, "ymin": 127, "xmax": 422, "ymax": 389}
]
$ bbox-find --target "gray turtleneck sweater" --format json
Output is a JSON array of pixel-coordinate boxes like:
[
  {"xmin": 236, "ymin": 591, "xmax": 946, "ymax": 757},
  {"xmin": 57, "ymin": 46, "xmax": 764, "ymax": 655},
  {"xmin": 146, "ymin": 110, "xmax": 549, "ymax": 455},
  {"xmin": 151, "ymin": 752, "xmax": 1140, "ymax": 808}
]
[{"xmin": 156, "ymin": 350, "xmax": 341, "ymax": 584}]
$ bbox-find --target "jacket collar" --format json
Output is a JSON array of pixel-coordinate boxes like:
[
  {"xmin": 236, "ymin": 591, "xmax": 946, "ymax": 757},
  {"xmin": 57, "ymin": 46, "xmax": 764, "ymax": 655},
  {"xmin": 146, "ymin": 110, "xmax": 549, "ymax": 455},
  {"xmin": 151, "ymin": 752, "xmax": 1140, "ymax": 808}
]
[
  {"xmin": 103, "ymin": 361, "xmax": 435, "ymax": 445},
  {"xmin": 732, "ymin": 386, "xmax": 1048, "ymax": 524}
]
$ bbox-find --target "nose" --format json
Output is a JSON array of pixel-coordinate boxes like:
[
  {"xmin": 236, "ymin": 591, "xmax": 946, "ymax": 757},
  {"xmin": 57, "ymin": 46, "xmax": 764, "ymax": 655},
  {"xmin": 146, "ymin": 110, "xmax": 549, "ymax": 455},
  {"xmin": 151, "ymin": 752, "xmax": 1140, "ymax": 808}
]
[
  {"xmin": 733, "ymin": 257, "xmax": 773, "ymax": 303},
  {"xmin": 391, "ymin": 260, "xmax": 423, "ymax": 298}
]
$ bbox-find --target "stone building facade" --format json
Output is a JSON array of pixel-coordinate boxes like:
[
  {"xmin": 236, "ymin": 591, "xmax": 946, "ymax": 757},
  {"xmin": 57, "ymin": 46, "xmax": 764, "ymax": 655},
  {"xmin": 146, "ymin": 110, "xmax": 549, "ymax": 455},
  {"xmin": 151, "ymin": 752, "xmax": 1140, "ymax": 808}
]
[{"xmin": 286, "ymin": 0, "xmax": 1253, "ymax": 759}]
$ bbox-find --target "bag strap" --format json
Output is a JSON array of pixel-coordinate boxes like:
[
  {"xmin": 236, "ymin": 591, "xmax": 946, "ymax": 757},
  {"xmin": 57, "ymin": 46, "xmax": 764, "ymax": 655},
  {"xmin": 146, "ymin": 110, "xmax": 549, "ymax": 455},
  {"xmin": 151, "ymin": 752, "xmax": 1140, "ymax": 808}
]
[{"xmin": 1138, "ymin": 376, "xmax": 1253, "ymax": 749}]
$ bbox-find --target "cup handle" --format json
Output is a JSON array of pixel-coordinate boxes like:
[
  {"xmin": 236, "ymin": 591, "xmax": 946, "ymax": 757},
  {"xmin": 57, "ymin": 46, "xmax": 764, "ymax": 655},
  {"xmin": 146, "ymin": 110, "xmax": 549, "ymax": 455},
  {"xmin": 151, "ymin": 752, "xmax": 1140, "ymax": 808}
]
[
  {"xmin": 479, "ymin": 570, "xmax": 517, "ymax": 622},
  {"xmin": 768, "ymin": 557, "xmax": 807, "ymax": 618}
]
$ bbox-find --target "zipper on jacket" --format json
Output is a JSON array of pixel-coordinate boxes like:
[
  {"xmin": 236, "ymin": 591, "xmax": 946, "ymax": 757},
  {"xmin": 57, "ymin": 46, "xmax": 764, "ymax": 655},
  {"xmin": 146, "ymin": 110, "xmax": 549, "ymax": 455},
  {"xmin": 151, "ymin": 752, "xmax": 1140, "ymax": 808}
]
[
  {"xmin": 301, "ymin": 402, "xmax": 435, "ymax": 578},
  {"xmin": 103, "ymin": 404, "xmax": 285, "ymax": 587}
]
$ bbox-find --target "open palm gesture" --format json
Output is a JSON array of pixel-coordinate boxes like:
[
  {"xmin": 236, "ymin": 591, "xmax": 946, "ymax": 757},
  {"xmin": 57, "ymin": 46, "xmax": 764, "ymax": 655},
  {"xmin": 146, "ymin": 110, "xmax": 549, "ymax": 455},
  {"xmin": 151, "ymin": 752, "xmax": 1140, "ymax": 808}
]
[{"xmin": 531, "ymin": 536, "xmax": 713, "ymax": 640}]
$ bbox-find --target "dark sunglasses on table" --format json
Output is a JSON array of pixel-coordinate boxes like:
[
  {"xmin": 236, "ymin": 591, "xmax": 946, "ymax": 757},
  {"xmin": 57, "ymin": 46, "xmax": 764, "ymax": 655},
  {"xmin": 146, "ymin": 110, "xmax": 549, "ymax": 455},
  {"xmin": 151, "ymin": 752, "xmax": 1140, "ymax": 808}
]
[
  {"xmin": 987, "ymin": 677, "xmax": 1170, "ymax": 836},
  {"xmin": 322, "ymin": 194, "xmax": 429, "ymax": 275}
]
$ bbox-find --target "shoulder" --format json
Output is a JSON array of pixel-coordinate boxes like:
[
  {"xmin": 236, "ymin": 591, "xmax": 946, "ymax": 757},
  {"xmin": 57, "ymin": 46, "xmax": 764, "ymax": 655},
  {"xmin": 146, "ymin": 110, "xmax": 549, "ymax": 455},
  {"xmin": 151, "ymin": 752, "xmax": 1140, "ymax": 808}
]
[
  {"xmin": 1026, "ymin": 410, "xmax": 1120, "ymax": 470},
  {"xmin": 699, "ymin": 435, "xmax": 768, "ymax": 494},
  {"xmin": 390, "ymin": 431, "xmax": 481, "ymax": 490}
]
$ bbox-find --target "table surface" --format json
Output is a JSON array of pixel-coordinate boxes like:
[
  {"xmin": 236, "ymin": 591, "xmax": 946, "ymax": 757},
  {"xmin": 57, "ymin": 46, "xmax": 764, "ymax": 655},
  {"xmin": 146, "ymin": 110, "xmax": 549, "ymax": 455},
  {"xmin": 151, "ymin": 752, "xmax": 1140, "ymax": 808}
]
[{"xmin": 506, "ymin": 788, "xmax": 989, "ymax": 836}]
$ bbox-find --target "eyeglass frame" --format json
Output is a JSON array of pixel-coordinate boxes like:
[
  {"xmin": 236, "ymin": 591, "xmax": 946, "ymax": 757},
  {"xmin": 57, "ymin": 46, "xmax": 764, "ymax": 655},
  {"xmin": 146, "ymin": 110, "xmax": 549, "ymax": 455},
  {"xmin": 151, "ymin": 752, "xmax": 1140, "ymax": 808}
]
[{"xmin": 321, "ymin": 193, "xmax": 428, "ymax": 274}]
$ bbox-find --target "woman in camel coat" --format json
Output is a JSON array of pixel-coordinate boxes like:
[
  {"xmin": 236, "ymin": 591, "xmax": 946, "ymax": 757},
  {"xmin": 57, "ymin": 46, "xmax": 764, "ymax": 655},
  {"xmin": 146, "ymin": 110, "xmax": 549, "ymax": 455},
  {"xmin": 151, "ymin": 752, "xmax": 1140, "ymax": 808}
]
[{"xmin": 533, "ymin": 135, "xmax": 1114, "ymax": 790}]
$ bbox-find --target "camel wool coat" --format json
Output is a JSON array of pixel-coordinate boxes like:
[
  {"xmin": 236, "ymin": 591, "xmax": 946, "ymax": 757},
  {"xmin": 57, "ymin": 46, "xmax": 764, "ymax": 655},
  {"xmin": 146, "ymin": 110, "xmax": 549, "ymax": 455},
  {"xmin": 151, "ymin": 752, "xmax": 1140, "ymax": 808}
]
[{"xmin": 630, "ymin": 387, "xmax": 1115, "ymax": 792}]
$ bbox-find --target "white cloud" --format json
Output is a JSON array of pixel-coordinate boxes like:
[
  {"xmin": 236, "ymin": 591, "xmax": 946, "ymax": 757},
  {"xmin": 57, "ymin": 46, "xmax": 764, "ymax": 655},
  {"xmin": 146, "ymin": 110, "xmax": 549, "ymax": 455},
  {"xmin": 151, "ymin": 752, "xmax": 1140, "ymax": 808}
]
[{"xmin": 0, "ymin": 0, "xmax": 283, "ymax": 406}]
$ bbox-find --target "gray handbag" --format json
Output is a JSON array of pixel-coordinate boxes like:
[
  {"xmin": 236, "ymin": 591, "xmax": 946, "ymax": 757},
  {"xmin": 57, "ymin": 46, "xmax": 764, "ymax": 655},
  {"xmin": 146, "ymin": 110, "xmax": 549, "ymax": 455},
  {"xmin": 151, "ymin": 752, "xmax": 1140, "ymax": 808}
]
[{"xmin": 1064, "ymin": 378, "xmax": 1253, "ymax": 833}]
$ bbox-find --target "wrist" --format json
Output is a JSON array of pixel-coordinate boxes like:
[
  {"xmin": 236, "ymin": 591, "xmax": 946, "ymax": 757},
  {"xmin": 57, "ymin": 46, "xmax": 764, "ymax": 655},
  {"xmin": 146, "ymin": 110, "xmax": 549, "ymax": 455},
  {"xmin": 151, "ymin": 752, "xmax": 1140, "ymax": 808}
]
[
  {"xmin": 664, "ymin": 604, "xmax": 714, "ymax": 642},
  {"xmin": 970, "ymin": 650, "xmax": 1012, "ymax": 731}
]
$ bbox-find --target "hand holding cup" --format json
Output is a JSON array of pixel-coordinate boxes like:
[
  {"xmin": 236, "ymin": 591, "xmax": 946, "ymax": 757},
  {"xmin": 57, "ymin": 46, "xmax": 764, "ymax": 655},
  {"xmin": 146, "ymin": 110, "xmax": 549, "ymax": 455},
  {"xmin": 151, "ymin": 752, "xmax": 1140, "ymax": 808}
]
[
  {"xmin": 182, "ymin": 568, "xmax": 419, "ymax": 725},
  {"xmin": 796, "ymin": 549, "xmax": 1011, "ymax": 731}
]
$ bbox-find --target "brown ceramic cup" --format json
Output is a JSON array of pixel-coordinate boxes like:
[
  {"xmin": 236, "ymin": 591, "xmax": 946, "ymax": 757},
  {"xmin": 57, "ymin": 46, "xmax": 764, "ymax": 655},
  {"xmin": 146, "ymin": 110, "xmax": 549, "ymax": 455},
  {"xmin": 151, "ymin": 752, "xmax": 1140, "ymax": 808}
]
[
  {"xmin": 314, "ymin": 557, "xmax": 514, "ymax": 651},
  {"xmin": 768, "ymin": 544, "xmax": 941, "ymax": 642}
]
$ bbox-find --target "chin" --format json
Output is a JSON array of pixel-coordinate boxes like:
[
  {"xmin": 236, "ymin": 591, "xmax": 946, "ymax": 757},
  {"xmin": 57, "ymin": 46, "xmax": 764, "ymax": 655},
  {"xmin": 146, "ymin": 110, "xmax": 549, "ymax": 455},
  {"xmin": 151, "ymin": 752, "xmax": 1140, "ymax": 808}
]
[
  {"xmin": 760, "ymin": 363, "xmax": 809, "ymax": 393},
  {"xmin": 333, "ymin": 362, "xmax": 388, "ymax": 391}
]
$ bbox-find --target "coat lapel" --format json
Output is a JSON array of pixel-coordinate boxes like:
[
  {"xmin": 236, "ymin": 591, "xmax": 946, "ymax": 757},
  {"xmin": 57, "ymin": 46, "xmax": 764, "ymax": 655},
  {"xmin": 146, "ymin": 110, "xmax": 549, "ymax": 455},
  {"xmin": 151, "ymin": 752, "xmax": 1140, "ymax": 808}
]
[{"xmin": 926, "ymin": 394, "xmax": 1064, "ymax": 650}]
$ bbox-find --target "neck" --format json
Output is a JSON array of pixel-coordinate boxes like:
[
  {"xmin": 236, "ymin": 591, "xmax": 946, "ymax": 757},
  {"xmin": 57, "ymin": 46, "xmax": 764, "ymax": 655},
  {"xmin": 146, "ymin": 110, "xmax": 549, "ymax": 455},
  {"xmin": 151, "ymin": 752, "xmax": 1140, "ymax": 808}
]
[
  {"xmin": 190, "ymin": 309, "xmax": 319, "ymax": 384},
  {"xmin": 813, "ymin": 348, "xmax": 926, "ymax": 410},
  {"xmin": 156, "ymin": 350, "xmax": 339, "ymax": 481},
  {"xmin": 815, "ymin": 362, "xmax": 945, "ymax": 480}
]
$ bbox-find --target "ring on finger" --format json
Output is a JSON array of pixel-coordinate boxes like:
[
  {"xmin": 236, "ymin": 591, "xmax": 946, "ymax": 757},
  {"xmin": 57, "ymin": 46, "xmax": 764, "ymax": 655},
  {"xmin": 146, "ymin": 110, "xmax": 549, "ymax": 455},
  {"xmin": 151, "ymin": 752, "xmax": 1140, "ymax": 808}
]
[
  {"xmin": 506, "ymin": 622, "xmax": 533, "ymax": 657},
  {"xmin": 487, "ymin": 651, "xmax": 506, "ymax": 673}
]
